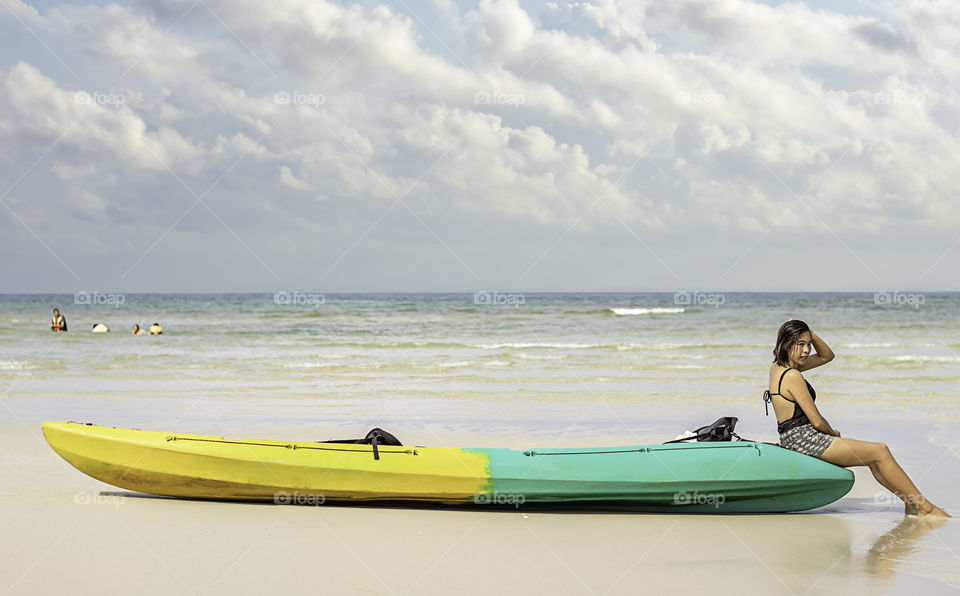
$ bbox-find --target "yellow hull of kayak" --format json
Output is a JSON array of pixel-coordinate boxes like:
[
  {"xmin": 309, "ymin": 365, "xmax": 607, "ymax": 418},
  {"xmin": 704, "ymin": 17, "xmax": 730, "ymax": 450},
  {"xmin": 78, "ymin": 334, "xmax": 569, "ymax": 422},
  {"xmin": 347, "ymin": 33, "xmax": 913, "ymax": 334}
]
[{"xmin": 42, "ymin": 421, "xmax": 490, "ymax": 502}]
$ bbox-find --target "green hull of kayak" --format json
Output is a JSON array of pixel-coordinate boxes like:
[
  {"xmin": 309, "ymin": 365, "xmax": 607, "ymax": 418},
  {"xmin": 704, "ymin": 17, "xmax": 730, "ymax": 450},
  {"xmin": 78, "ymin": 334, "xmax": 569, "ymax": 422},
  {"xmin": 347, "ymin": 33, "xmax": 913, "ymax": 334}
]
[{"xmin": 470, "ymin": 441, "xmax": 853, "ymax": 513}]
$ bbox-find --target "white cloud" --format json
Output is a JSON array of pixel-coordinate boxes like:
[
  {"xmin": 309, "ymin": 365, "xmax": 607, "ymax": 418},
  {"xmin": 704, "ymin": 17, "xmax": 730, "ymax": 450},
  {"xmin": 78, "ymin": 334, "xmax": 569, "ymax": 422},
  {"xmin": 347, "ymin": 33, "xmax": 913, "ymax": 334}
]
[
  {"xmin": 279, "ymin": 164, "xmax": 311, "ymax": 190},
  {"xmin": 4, "ymin": 62, "xmax": 201, "ymax": 170},
  {"xmin": 0, "ymin": 0, "xmax": 958, "ymax": 291}
]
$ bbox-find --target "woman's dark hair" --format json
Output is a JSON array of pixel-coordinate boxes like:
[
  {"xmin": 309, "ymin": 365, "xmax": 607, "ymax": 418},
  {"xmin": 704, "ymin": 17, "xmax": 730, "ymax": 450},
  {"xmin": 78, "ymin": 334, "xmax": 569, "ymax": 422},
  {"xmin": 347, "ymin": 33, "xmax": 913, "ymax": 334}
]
[{"xmin": 773, "ymin": 319, "xmax": 810, "ymax": 365}]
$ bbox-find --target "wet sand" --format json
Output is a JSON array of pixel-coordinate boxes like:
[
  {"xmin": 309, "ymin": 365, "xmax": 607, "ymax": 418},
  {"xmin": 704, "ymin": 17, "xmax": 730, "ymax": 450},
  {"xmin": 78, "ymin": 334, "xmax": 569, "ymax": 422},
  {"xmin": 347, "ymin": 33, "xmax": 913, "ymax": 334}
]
[{"xmin": 2, "ymin": 423, "xmax": 958, "ymax": 595}]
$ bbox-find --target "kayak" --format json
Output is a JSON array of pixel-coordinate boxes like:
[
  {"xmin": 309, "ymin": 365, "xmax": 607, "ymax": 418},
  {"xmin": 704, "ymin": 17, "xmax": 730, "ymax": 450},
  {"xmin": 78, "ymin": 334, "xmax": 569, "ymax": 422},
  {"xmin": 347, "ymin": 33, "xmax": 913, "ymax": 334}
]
[{"xmin": 42, "ymin": 421, "xmax": 854, "ymax": 513}]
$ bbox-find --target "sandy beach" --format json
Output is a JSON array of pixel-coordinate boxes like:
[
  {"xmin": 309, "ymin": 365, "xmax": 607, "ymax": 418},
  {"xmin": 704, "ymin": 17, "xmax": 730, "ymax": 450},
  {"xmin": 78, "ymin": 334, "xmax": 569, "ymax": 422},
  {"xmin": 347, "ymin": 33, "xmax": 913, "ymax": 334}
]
[
  {"xmin": 3, "ymin": 293, "xmax": 959, "ymax": 594},
  {"xmin": 3, "ymin": 422, "xmax": 958, "ymax": 595}
]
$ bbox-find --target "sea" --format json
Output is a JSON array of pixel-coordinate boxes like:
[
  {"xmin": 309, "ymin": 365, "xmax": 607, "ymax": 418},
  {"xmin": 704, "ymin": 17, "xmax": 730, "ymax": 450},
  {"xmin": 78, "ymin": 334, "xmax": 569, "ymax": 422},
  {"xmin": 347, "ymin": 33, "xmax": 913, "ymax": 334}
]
[{"xmin": 2, "ymin": 292, "xmax": 959, "ymax": 452}]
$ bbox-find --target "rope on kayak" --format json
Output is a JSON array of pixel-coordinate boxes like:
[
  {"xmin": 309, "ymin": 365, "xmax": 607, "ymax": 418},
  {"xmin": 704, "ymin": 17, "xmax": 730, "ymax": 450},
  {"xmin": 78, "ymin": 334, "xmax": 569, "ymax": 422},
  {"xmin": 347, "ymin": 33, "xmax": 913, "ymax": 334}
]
[
  {"xmin": 166, "ymin": 436, "xmax": 419, "ymax": 455},
  {"xmin": 525, "ymin": 448, "xmax": 653, "ymax": 456},
  {"xmin": 524, "ymin": 444, "xmax": 760, "ymax": 456}
]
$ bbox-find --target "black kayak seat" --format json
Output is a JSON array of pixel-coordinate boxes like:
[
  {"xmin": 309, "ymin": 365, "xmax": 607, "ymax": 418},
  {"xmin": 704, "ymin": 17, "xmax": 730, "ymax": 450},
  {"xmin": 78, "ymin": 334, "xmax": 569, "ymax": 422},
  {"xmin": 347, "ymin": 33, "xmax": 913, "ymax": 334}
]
[{"xmin": 323, "ymin": 428, "xmax": 402, "ymax": 460}]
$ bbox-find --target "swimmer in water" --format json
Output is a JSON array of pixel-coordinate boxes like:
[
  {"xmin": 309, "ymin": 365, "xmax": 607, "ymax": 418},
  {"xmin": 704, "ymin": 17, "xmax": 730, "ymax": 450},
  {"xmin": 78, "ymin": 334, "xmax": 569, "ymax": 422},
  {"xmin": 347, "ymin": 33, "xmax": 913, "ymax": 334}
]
[
  {"xmin": 50, "ymin": 308, "xmax": 67, "ymax": 332},
  {"xmin": 149, "ymin": 322, "xmax": 163, "ymax": 335},
  {"xmin": 132, "ymin": 324, "xmax": 146, "ymax": 335}
]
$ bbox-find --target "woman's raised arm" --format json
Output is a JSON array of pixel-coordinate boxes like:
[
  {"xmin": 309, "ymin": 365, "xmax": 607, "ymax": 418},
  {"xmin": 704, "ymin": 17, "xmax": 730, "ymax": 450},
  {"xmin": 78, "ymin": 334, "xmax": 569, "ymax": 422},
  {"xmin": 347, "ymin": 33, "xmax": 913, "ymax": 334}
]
[{"xmin": 799, "ymin": 328, "xmax": 834, "ymax": 372}]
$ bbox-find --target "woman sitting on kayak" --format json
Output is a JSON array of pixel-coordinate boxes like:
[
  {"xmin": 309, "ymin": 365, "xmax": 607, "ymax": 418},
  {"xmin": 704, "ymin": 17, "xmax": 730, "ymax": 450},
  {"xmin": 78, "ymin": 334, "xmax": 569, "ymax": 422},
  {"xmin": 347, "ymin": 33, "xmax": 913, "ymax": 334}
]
[{"xmin": 766, "ymin": 319, "xmax": 949, "ymax": 518}]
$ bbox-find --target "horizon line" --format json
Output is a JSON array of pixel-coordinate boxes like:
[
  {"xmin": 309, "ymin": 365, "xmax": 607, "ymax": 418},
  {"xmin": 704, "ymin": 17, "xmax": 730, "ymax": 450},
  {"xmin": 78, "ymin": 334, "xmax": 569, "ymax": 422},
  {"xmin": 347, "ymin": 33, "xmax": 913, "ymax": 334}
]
[{"xmin": 1, "ymin": 290, "xmax": 956, "ymax": 296}]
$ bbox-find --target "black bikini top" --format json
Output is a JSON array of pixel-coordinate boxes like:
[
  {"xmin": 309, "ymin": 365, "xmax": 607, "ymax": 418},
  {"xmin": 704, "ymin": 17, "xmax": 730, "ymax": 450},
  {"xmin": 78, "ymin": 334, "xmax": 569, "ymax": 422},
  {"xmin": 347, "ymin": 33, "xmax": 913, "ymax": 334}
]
[{"xmin": 762, "ymin": 367, "xmax": 816, "ymax": 424}]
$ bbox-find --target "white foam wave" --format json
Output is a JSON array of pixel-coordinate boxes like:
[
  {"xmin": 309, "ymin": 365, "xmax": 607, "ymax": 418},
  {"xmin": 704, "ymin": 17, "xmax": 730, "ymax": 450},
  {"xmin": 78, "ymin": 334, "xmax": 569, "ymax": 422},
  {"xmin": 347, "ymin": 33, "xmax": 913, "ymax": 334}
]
[
  {"xmin": 616, "ymin": 342, "xmax": 711, "ymax": 351},
  {"xmin": 0, "ymin": 360, "xmax": 29, "ymax": 370},
  {"xmin": 517, "ymin": 354, "xmax": 565, "ymax": 360},
  {"xmin": 844, "ymin": 342, "xmax": 938, "ymax": 348},
  {"xmin": 281, "ymin": 361, "xmax": 341, "ymax": 369},
  {"xmin": 892, "ymin": 355, "xmax": 960, "ymax": 363},
  {"xmin": 438, "ymin": 360, "xmax": 513, "ymax": 368},
  {"xmin": 438, "ymin": 361, "xmax": 472, "ymax": 368},
  {"xmin": 609, "ymin": 307, "xmax": 685, "ymax": 316},
  {"xmin": 474, "ymin": 342, "xmax": 603, "ymax": 349}
]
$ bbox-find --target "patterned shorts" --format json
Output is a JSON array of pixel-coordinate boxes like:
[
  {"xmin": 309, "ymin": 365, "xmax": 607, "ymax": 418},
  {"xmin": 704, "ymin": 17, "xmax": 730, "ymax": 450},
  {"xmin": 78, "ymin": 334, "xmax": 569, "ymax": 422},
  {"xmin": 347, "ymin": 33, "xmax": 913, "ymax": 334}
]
[{"xmin": 779, "ymin": 423, "xmax": 835, "ymax": 458}]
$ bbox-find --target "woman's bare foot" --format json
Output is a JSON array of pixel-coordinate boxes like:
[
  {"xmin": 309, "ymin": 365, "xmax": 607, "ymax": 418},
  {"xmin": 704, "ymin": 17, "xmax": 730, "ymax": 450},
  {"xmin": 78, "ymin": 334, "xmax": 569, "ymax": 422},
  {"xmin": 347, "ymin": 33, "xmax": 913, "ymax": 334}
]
[{"xmin": 916, "ymin": 501, "xmax": 951, "ymax": 518}]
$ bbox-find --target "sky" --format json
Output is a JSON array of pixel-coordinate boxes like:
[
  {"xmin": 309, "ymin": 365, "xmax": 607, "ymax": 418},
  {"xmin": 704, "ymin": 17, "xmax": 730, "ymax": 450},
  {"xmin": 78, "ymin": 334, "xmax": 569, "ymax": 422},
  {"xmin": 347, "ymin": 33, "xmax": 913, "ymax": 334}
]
[{"xmin": 0, "ymin": 0, "xmax": 958, "ymax": 293}]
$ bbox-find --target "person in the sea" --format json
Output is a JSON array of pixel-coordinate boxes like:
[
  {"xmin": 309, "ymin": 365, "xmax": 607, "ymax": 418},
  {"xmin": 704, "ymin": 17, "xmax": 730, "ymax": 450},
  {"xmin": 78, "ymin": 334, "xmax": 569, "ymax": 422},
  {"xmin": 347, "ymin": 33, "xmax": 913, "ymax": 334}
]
[
  {"xmin": 49, "ymin": 308, "xmax": 67, "ymax": 332},
  {"xmin": 149, "ymin": 322, "xmax": 163, "ymax": 335},
  {"xmin": 765, "ymin": 319, "xmax": 949, "ymax": 517},
  {"xmin": 91, "ymin": 322, "xmax": 109, "ymax": 333},
  {"xmin": 132, "ymin": 324, "xmax": 146, "ymax": 335}
]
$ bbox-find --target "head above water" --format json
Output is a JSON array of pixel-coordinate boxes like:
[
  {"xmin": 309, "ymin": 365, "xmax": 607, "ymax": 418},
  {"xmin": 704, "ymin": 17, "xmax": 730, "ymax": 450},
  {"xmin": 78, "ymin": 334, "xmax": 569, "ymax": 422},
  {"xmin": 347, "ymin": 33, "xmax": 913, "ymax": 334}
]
[{"xmin": 773, "ymin": 319, "xmax": 811, "ymax": 367}]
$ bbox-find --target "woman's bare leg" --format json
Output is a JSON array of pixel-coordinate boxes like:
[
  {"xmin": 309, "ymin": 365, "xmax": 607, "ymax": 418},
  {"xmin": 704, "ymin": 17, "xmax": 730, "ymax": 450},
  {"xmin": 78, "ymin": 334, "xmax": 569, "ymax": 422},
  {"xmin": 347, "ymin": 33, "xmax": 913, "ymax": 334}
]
[
  {"xmin": 819, "ymin": 437, "xmax": 950, "ymax": 517},
  {"xmin": 867, "ymin": 461, "xmax": 918, "ymax": 513},
  {"xmin": 864, "ymin": 461, "xmax": 911, "ymax": 512}
]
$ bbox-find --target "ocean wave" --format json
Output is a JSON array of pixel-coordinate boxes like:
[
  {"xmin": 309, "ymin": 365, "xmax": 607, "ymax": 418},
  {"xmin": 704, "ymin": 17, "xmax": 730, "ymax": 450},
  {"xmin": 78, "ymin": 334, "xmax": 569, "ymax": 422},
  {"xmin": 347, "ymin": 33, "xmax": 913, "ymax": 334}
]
[
  {"xmin": 382, "ymin": 341, "xmax": 472, "ymax": 349},
  {"xmin": 281, "ymin": 361, "xmax": 346, "ymax": 369},
  {"xmin": 516, "ymin": 354, "xmax": 566, "ymax": 360},
  {"xmin": 436, "ymin": 360, "xmax": 511, "ymax": 368},
  {"xmin": 616, "ymin": 342, "xmax": 713, "ymax": 351},
  {"xmin": 844, "ymin": 342, "xmax": 940, "ymax": 349},
  {"xmin": 0, "ymin": 360, "xmax": 31, "ymax": 370},
  {"xmin": 438, "ymin": 361, "xmax": 472, "ymax": 368},
  {"xmin": 279, "ymin": 359, "xmax": 518, "ymax": 371},
  {"xmin": 891, "ymin": 355, "xmax": 960, "ymax": 363},
  {"xmin": 609, "ymin": 307, "xmax": 685, "ymax": 316},
  {"xmin": 473, "ymin": 342, "xmax": 603, "ymax": 349}
]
